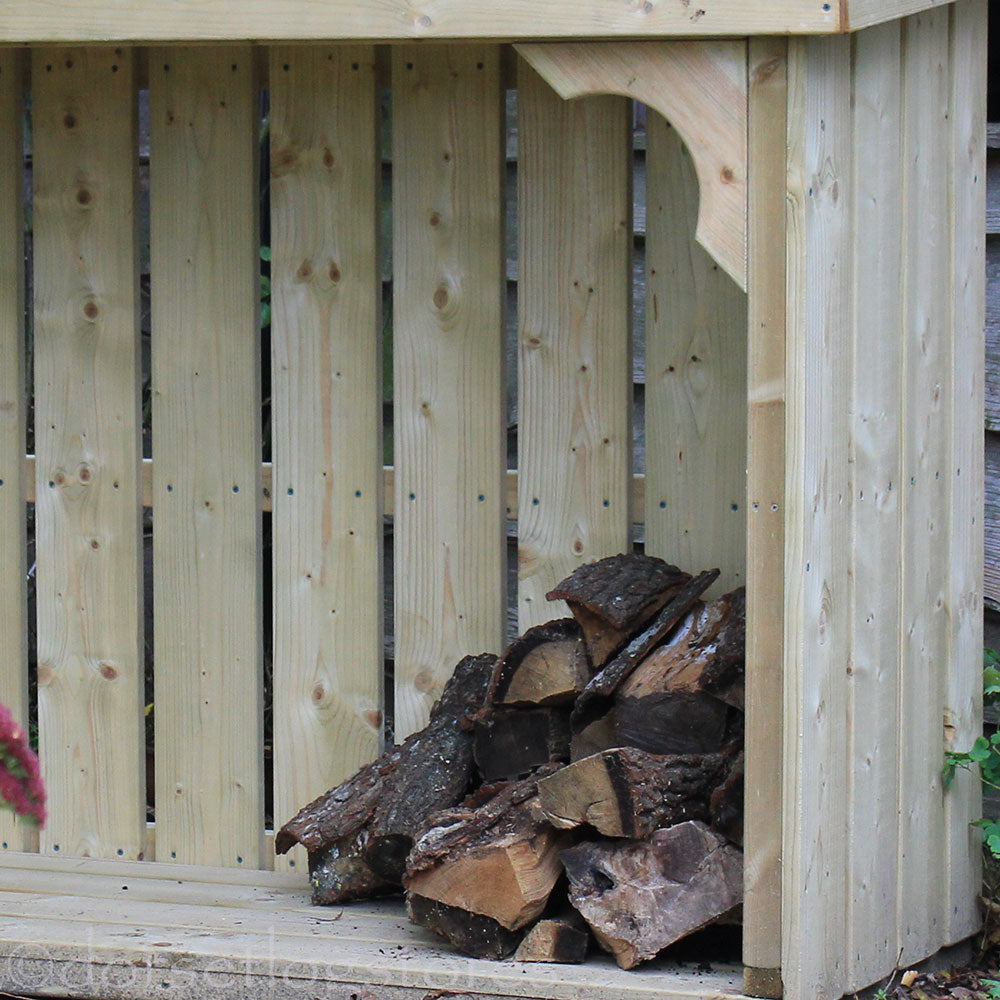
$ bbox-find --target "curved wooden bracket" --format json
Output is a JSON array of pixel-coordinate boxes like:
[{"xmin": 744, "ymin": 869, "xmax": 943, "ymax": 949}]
[{"xmin": 514, "ymin": 41, "xmax": 748, "ymax": 291}]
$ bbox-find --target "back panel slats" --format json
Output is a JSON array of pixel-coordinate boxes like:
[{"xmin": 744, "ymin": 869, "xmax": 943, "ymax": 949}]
[
  {"xmin": 32, "ymin": 47, "xmax": 145, "ymax": 860},
  {"xmin": 643, "ymin": 111, "xmax": 746, "ymax": 592},
  {"xmin": 148, "ymin": 47, "xmax": 264, "ymax": 868},
  {"xmin": 0, "ymin": 47, "xmax": 28, "ymax": 854},
  {"xmin": 268, "ymin": 45, "xmax": 383, "ymax": 872},
  {"xmin": 516, "ymin": 58, "xmax": 632, "ymax": 629},
  {"xmin": 391, "ymin": 45, "xmax": 506, "ymax": 737}
]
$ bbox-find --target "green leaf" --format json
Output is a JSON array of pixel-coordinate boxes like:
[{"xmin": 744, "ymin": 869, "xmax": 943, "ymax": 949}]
[
  {"xmin": 260, "ymin": 245, "xmax": 271, "ymax": 262},
  {"xmin": 260, "ymin": 302, "xmax": 271, "ymax": 328},
  {"xmin": 260, "ymin": 274, "xmax": 271, "ymax": 298}
]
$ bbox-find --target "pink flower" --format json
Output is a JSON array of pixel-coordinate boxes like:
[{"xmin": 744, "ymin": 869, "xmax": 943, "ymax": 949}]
[{"xmin": 0, "ymin": 702, "xmax": 46, "ymax": 827}]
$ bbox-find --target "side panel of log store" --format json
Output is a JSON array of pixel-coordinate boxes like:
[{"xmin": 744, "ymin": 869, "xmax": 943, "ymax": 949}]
[{"xmin": 780, "ymin": 5, "xmax": 986, "ymax": 999}]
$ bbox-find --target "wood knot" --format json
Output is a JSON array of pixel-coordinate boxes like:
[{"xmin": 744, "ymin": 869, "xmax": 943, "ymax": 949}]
[
  {"xmin": 100, "ymin": 662, "xmax": 119, "ymax": 680},
  {"xmin": 720, "ymin": 166, "xmax": 734, "ymax": 184},
  {"xmin": 37, "ymin": 663, "xmax": 53, "ymax": 686},
  {"xmin": 414, "ymin": 669, "xmax": 435, "ymax": 693},
  {"xmin": 63, "ymin": 112, "xmax": 76, "ymax": 129},
  {"xmin": 429, "ymin": 211, "xmax": 441, "ymax": 227},
  {"xmin": 433, "ymin": 286, "xmax": 449, "ymax": 310},
  {"xmin": 83, "ymin": 300, "xmax": 99, "ymax": 319},
  {"xmin": 78, "ymin": 465, "xmax": 91, "ymax": 482},
  {"xmin": 311, "ymin": 683, "xmax": 326, "ymax": 704},
  {"xmin": 296, "ymin": 260, "xmax": 313, "ymax": 281},
  {"xmin": 328, "ymin": 262, "xmax": 341, "ymax": 283},
  {"xmin": 322, "ymin": 148, "xmax": 335, "ymax": 168},
  {"xmin": 77, "ymin": 188, "xmax": 92, "ymax": 206},
  {"xmin": 364, "ymin": 709, "xmax": 383, "ymax": 730}
]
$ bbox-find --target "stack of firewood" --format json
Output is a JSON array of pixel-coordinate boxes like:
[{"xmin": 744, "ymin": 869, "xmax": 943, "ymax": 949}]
[{"xmin": 276, "ymin": 553, "xmax": 745, "ymax": 969}]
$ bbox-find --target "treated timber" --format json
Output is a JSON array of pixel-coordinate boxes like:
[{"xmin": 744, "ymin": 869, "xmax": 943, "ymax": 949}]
[
  {"xmin": 515, "ymin": 41, "xmax": 748, "ymax": 290},
  {"xmin": 0, "ymin": 854, "xmax": 744, "ymax": 1000},
  {"xmin": 782, "ymin": 34, "xmax": 853, "ymax": 1000},
  {"xmin": 149, "ymin": 47, "xmax": 264, "ymax": 869},
  {"xmin": 0, "ymin": 48, "xmax": 27, "ymax": 855},
  {"xmin": 642, "ymin": 107, "xmax": 747, "ymax": 597},
  {"xmin": 31, "ymin": 46, "xmax": 145, "ymax": 861},
  {"xmin": 943, "ymin": 0, "xmax": 986, "ymax": 947},
  {"xmin": 897, "ymin": 8, "xmax": 951, "ymax": 967},
  {"xmin": 516, "ymin": 57, "xmax": 631, "ymax": 629},
  {"xmin": 268, "ymin": 45, "xmax": 383, "ymax": 875},
  {"xmin": 391, "ymin": 45, "xmax": 506, "ymax": 736},
  {"xmin": 845, "ymin": 19, "xmax": 904, "ymax": 991},
  {"xmin": 0, "ymin": 1, "xmax": 957, "ymax": 44}
]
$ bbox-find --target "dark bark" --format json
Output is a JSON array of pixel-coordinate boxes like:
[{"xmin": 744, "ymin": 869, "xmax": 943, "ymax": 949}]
[
  {"xmin": 473, "ymin": 706, "xmax": 571, "ymax": 781},
  {"xmin": 537, "ymin": 747, "xmax": 728, "ymax": 838},
  {"xmin": 561, "ymin": 821, "xmax": 743, "ymax": 969},
  {"xmin": 710, "ymin": 750, "xmax": 745, "ymax": 846},
  {"xmin": 308, "ymin": 831, "xmax": 396, "ymax": 904},
  {"xmin": 406, "ymin": 894, "xmax": 524, "ymax": 959}
]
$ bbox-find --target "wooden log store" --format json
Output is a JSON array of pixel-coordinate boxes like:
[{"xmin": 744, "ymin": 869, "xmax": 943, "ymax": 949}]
[{"xmin": 0, "ymin": 1, "xmax": 988, "ymax": 998}]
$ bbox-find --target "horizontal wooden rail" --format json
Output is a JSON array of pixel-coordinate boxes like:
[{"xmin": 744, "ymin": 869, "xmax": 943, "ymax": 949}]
[{"xmin": 22, "ymin": 456, "xmax": 649, "ymax": 521}]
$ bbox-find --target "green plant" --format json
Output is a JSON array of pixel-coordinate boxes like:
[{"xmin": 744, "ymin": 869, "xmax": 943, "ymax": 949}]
[{"xmin": 943, "ymin": 648, "xmax": 1000, "ymax": 859}]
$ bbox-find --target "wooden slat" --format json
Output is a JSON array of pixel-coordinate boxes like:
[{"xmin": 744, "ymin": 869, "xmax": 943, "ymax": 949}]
[
  {"xmin": 846, "ymin": 0, "xmax": 953, "ymax": 30},
  {"xmin": 896, "ymin": 8, "xmax": 951, "ymax": 967},
  {"xmin": 944, "ymin": 0, "xmax": 987, "ymax": 946},
  {"xmin": 31, "ymin": 46, "xmax": 144, "ymax": 861},
  {"xmin": 0, "ymin": 0, "xmax": 848, "ymax": 44},
  {"xmin": 643, "ymin": 110, "xmax": 746, "ymax": 595},
  {"xmin": 516, "ymin": 58, "xmax": 631, "ymax": 629},
  {"xmin": 782, "ymin": 34, "xmax": 852, "ymax": 1000},
  {"xmin": 149, "ymin": 46, "xmax": 263, "ymax": 868},
  {"xmin": 742, "ymin": 35, "xmax": 786, "ymax": 1000},
  {"xmin": 844, "ymin": 20, "xmax": 904, "ymax": 993},
  {"xmin": 268, "ymin": 45, "xmax": 382, "ymax": 870},
  {"xmin": 391, "ymin": 45, "xmax": 505, "ymax": 737},
  {"xmin": 0, "ymin": 49, "xmax": 28, "ymax": 855}
]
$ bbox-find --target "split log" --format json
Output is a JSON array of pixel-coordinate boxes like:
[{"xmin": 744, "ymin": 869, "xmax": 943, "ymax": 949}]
[
  {"xmin": 515, "ymin": 911, "xmax": 590, "ymax": 963},
  {"xmin": 537, "ymin": 747, "xmax": 728, "ymax": 838},
  {"xmin": 561, "ymin": 821, "xmax": 743, "ymax": 969},
  {"xmin": 570, "ymin": 569, "xmax": 720, "ymax": 733},
  {"xmin": 275, "ymin": 652, "xmax": 496, "ymax": 895},
  {"xmin": 406, "ymin": 895, "xmax": 524, "ymax": 960},
  {"xmin": 473, "ymin": 706, "xmax": 571, "ymax": 781},
  {"xmin": 490, "ymin": 618, "xmax": 591, "ymax": 706},
  {"xmin": 308, "ymin": 831, "xmax": 396, "ymax": 904},
  {"xmin": 710, "ymin": 750, "xmax": 744, "ymax": 846},
  {"xmin": 405, "ymin": 766, "xmax": 568, "ymax": 931},
  {"xmin": 546, "ymin": 553, "xmax": 693, "ymax": 668}
]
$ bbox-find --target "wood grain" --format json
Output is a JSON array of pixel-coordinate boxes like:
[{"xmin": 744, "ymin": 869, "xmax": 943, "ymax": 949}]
[
  {"xmin": 514, "ymin": 41, "xmax": 747, "ymax": 290},
  {"xmin": 516, "ymin": 58, "xmax": 631, "ymax": 630},
  {"xmin": 31, "ymin": 46, "xmax": 145, "ymax": 861},
  {"xmin": 782, "ymin": 33, "xmax": 853, "ymax": 1000},
  {"xmin": 0, "ymin": 47, "xmax": 28, "ymax": 855},
  {"xmin": 742, "ymin": 35, "xmax": 786, "ymax": 997},
  {"xmin": 896, "ymin": 8, "xmax": 951, "ymax": 967},
  {"xmin": 268, "ymin": 45, "xmax": 383, "ymax": 873},
  {"xmin": 845, "ymin": 20, "xmax": 904, "ymax": 992},
  {"xmin": 391, "ymin": 45, "xmax": 506, "ymax": 737},
  {"xmin": 643, "ymin": 110, "xmax": 746, "ymax": 596},
  {"xmin": 943, "ymin": 0, "xmax": 987, "ymax": 948},
  {"xmin": 149, "ymin": 46, "xmax": 264, "ymax": 868}
]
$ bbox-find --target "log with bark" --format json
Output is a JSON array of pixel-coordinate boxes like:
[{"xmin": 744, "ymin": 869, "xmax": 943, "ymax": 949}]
[
  {"xmin": 536, "ymin": 747, "xmax": 728, "ymax": 838},
  {"xmin": 404, "ymin": 766, "xmax": 570, "ymax": 941},
  {"xmin": 546, "ymin": 553, "xmax": 695, "ymax": 668},
  {"xmin": 275, "ymin": 652, "xmax": 497, "ymax": 897},
  {"xmin": 560, "ymin": 821, "xmax": 743, "ymax": 969},
  {"xmin": 473, "ymin": 706, "xmax": 571, "ymax": 781},
  {"xmin": 489, "ymin": 618, "xmax": 591, "ymax": 707}
]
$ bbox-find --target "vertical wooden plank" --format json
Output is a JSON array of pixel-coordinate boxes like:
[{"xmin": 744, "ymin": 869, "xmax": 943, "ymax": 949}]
[
  {"xmin": 269, "ymin": 45, "xmax": 382, "ymax": 872},
  {"xmin": 32, "ymin": 47, "xmax": 144, "ymax": 860},
  {"xmin": 0, "ymin": 48, "xmax": 29, "ymax": 854},
  {"xmin": 845, "ymin": 21, "xmax": 904, "ymax": 992},
  {"xmin": 644, "ymin": 109, "xmax": 747, "ymax": 596},
  {"xmin": 944, "ymin": 0, "xmax": 987, "ymax": 946},
  {"xmin": 896, "ymin": 8, "xmax": 951, "ymax": 966},
  {"xmin": 782, "ymin": 34, "xmax": 852, "ymax": 1000},
  {"xmin": 392, "ymin": 45, "xmax": 505, "ymax": 738},
  {"xmin": 149, "ymin": 46, "xmax": 263, "ymax": 867},
  {"xmin": 517, "ymin": 59, "xmax": 631, "ymax": 629},
  {"xmin": 742, "ymin": 36, "xmax": 786, "ymax": 1000}
]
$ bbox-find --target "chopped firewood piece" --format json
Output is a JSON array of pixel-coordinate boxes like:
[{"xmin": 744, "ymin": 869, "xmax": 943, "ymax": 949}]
[
  {"xmin": 570, "ymin": 712, "xmax": 618, "ymax": 762},
  {"xmin": 405, "ymin": 766, "xmax": 568, "ymax": 930},
  {"xmin": 474, "ymin": 706, "xmax": 571, "ymax": 781},
  {"xmin": 546, "ymin": 554, "xmax": 692, "ymax": 668},
  {"xmin": 491, "ymin": 619, "xmax": 591, "ymax": 706},
  {"xmin": 406, "ymin": 894, "xmax": 524, "ymax": 959},
  {"xmin": 276, "ymin": 653, "xmax": 496, "ymax": 892},
  {"xmin": 612, "ymin": 692, "xmax": 730, "ymax": 756},
  {"xmin": 537, "ymin": 747, "xmax": 727, "ymax": 838},
  {"xmin": 571, "ymin": 570, "xmax": 719, "ymax": 731},
  {"xmin": 515, "ymin": 913, "xmax": 590, "ymax": 963},
  {"xmin": 561, "ymin": 821, "xmax": 743, "ymax": 969},
  {"xmin": 620, "ymin": 589, "xmax": 746, "ymax": 710},
  {"xmin": 710, "ymin": 750, "xmax": 744, "ymax": 846},
  {"xmin": 308, "ymin": 831, "xmax": 396, "ymax": 904}
]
